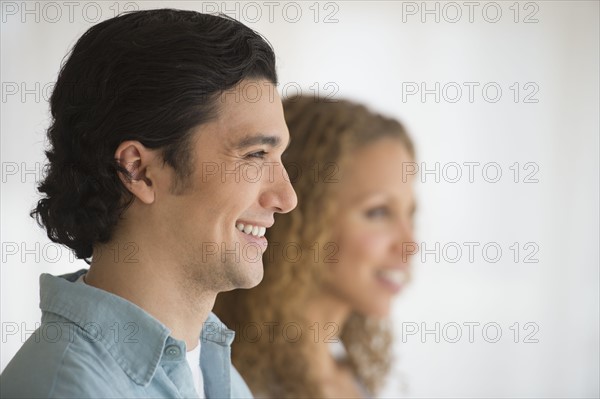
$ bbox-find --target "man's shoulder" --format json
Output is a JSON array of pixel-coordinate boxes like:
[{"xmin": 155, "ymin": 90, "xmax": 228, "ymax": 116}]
[{"xmin": 1, "ymin": 323, "xmax": 123, "ymax": 398}]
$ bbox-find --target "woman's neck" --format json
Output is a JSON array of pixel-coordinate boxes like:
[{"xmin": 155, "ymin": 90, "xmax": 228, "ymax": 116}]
[
  {"xmin": 302, "ymin": 291, "xmax": 352, "ymax": 376},
  {"xmin": 302, "ymin": 292, "xmax": 366, "ymax": 398}
]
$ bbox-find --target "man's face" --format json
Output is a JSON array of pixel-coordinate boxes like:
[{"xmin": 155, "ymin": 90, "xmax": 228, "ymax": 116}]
[{"xmin": 151, "ymin": 79, "xmax": 297, "ymax": 292}]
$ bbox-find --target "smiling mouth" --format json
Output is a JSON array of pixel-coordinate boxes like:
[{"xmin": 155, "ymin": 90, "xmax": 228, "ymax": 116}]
[
  {"xmin": 376, "ymin": 269, "xmax": 409, "ymax": 292},
  {"xmin": 235, "ymin": 222, "xmax": 266, "ymax": 238}
]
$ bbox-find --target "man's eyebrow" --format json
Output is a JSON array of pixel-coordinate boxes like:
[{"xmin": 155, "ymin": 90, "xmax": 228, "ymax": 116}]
[{"xmin": 233, "ymin": 134, "xmax": 290, "ymax": 150}]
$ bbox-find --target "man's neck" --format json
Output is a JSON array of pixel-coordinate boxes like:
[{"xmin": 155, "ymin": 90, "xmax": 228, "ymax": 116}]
[{"xmin": 84, "ymin": 239, "xmax": 215, "ymax": 351}]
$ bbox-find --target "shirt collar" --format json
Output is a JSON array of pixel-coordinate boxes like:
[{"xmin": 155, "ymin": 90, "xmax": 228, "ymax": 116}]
[
  {"xmin": 39, "ymin": 268, "xmax": 235, "ymax": 387},
  {"xmin": 201, "ymin": 311, "xmax": 236, "ymax": 346}
]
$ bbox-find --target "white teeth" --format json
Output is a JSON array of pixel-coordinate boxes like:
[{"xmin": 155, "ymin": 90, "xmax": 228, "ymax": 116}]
[
  {"xmin": 236, "ymin": 222, "xmax": 267, "ymax": 238},
  {"xmin": 378, "ymin": 269, "xmax": 407, "ymax": 286}
]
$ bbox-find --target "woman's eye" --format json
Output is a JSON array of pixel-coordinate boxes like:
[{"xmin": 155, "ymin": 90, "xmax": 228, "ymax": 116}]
[
  {"xmin": 366, "ymin": 206, "xmax": 390, "ymax": 219},
  {"xmin": 246, "ymin": 150, "xmax": 267, "ymax": 159}
]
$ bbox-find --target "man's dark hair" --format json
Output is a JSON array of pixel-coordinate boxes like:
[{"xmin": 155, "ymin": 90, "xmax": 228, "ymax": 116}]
[{"xmin": 30, "ymin": 9, "xmax": 278, "ymax": 262}]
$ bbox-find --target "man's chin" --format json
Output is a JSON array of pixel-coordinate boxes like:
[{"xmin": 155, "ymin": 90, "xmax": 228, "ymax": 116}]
[
  {"xmin": 225, "ymin": 260, "xmax": 264, "ymax": 290},
  {"xmin": 238, "ymin": 263, "xmax": 264, "ymax": 289}
]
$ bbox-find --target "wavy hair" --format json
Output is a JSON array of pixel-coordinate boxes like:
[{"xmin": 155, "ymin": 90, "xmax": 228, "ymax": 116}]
[
  {"xmin": 214, "ymin": 96, "xmax": 415, "ymax": 398},
  {"xmin": 30, "ymin": 9, "xmax": 277, "ymax": 262}
]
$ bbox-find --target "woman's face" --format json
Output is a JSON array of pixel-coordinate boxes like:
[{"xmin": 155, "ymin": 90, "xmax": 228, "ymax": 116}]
[{"xmin": 323, "ymin": 138, "xmax": 416, "ymax": 318}]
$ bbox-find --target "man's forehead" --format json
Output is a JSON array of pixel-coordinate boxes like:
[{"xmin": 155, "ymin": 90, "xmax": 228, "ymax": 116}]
[{"xmin": 200, "ymin": 79, "xmax": 288, "ymax": 149}]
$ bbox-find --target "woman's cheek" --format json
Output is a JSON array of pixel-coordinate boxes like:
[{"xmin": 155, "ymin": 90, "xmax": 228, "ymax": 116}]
[{"xmin": 347, "ymin": 229, "xmax": 393, "ymax": 259}]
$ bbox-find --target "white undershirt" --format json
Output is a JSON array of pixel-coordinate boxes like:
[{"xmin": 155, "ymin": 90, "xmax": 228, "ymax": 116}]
[
  {"xmin": 186, "ymin": 340, "xmax": 204, "ymax": 398},
  {"xmin": 75, "ymin": 274, "xmax": 205, "ymax": 398}
]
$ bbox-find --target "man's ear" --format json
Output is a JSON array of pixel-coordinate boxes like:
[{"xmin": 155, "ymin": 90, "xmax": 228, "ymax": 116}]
[{"xmin": 114, "ymin": 141, "xmax": 157, "ymax": 204}]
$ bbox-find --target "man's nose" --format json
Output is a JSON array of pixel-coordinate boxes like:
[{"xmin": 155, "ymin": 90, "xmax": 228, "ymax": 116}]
[{"xmin": 259, "ymin": 162, "xmax": 298, "ymax": 213}]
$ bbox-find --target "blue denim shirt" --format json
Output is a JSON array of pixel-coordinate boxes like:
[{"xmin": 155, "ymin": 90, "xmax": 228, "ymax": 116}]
[{"xmin": 1, "ymin": 269, "xmax": 254, "ymax": 399}]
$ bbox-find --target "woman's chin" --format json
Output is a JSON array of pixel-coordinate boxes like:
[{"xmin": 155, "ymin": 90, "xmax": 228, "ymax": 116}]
[{"xmin": 354, "ymin": 300, "xmax": 392, "ymax": 320}]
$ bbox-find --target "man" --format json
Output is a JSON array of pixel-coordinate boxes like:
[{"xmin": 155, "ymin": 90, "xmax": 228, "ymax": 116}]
[{"xmin": 1, "ymin": 8, "xmax": 297, "ymax": 398}]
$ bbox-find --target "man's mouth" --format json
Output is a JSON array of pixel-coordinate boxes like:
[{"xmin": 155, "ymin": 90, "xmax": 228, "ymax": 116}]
[{"xmin": 235, "ymin": 222, "xmax": 267, "ymax": 238}]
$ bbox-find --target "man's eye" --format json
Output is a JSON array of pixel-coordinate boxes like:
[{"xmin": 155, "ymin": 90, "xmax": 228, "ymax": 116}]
[
  {"xmin": 366, "ymin": 206, "xmax": 390, "ymax": 219},
  {"xmin": 246, "ymin": 150, "xmax": 267, "ymax": 159}
]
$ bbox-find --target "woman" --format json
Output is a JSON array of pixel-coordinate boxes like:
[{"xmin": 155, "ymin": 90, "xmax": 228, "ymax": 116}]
[{"xmin": 214, "ymin": 95, "xmax": 417, "ymax": 398}]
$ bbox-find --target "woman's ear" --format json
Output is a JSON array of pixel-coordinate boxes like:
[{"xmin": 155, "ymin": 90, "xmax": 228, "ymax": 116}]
[{"xmin": 114, "ymin": 140, "xmax": 156, "ymax": 204}]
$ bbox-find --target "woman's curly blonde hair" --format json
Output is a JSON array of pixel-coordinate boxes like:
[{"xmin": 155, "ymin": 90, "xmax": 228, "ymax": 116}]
[{"xmin": 214, "ymin": 96, "xmax": 415, "ymax": 398}]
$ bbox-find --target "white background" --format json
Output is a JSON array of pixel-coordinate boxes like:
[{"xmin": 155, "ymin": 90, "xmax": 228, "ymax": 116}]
[{"xmin": 1, "ymin": 1, "xmax": 598, "ymax": 397}]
